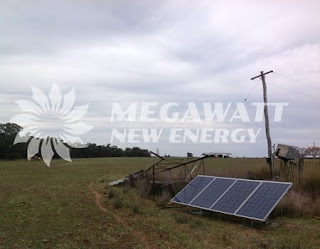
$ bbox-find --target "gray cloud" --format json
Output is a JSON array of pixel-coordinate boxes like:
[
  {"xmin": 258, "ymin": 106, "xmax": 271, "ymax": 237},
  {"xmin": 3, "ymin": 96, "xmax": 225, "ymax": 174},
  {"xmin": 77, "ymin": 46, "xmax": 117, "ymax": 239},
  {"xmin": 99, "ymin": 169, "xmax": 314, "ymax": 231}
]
[{"xmin": 1, "ymin": 0, "xmax": 319, "ymax": 156}]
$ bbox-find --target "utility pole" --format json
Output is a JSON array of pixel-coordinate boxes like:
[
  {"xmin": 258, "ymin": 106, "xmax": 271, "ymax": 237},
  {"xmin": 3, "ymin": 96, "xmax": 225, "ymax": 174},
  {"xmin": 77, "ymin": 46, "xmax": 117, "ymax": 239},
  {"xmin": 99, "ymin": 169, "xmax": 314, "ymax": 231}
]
[{"xmin": 251, "ymin": 70, "xmax": 274, "ymax": 178}]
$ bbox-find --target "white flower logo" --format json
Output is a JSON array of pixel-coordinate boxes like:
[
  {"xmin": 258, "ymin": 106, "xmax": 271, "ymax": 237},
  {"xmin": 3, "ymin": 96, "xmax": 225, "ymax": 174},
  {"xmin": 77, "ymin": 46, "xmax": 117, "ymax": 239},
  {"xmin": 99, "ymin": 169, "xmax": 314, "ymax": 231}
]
[{"xmin": 10, "ymin": 83, "xmax": 93, "ymax": 166}]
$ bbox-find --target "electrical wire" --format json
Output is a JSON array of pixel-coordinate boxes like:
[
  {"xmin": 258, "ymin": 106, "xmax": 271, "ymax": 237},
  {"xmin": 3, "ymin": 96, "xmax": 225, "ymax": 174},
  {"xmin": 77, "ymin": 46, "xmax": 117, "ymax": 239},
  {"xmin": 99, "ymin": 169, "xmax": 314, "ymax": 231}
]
[
  {"xmin": 267, "ymin": 82, "xmax": 311, "ymax": 97},
  {"xmin": 273, "ymin": 71, "xmax": 320, "ymax": 91},
  {"xmin": 244, "ymin": 78, "xmax": 260, "ymax": 102}
]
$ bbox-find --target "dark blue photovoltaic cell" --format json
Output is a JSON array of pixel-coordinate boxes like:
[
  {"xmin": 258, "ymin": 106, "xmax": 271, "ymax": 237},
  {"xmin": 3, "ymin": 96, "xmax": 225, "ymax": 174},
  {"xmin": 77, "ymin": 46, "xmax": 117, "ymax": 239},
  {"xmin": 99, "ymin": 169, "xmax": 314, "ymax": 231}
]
[
  {"xmin": 236, "ymin": 182, "xmax": 291, "ymax": 220},
  {"xmin": 211, "ymin": 180, "xmax": 260, "ymax": 214},
  {"xmin": 171, "ymin": 176, "xmax": 213, "ymax": 204},
  {"xmin": 190, "ymin": 178, "xmax": 235, "ymax": 208}
]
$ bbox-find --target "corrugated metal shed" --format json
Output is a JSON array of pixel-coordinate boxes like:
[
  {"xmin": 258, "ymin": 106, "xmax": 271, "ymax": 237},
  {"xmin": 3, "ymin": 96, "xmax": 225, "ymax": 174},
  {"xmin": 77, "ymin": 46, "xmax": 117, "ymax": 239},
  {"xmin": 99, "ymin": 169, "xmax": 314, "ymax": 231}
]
[{"xmin": 276, "ymin": 144, "xmax": 299, "ymax": 163}]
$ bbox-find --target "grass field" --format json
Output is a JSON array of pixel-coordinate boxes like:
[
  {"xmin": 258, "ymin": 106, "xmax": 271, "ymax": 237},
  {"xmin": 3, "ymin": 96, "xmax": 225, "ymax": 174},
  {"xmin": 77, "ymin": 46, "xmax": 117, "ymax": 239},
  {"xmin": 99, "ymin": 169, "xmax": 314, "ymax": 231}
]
[{"xmin": 1, "ymin": 158, "xmax": 320, "ymax": 248}]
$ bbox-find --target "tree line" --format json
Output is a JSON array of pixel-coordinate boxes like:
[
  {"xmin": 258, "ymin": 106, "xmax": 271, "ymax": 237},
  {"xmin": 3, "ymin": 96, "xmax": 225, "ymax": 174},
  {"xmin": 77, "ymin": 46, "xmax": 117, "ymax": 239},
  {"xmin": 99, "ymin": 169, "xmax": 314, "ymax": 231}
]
[{"xmin": 0, "ymin": 123, "xmax": 150, "ymax": 159}]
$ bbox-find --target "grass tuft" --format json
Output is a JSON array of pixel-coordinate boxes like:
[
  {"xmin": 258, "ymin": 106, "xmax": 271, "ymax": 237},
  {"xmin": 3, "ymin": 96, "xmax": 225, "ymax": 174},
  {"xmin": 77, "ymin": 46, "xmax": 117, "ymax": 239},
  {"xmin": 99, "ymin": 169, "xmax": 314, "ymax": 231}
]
[
  {"xmin": 132, "ymin": 205, "xmax": 141, "ymax": 214},
  {"xmin": 108, "ymin": 189, "xmax": 115, "ymax": 199},
  {"xmin": 189, "ymin": 219, "xmax": 203, "ymax": 228},
  {"xmin": 155, "ymin": 190, "xmax": 171, "ymax": 207},
  {"xmin": 174, "ymin": 214, "xmax": 189, "ymax": 224},
  {"xmin": 219, "ymin": 232, "xmax": 233, "ymax": 246},
  {"xmin": 136, "ymin": 177, "xmax": 152, "ymax": 198},
  {"xmin": 113, "ymin": 199, "xmax": 124, "ymax": 209}
]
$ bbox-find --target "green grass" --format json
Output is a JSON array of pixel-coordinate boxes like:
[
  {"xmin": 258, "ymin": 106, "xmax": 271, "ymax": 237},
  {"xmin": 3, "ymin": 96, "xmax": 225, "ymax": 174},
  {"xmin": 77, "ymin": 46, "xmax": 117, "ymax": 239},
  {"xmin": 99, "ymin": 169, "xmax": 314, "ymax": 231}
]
[{"xmin": 0, "ymin": 158, "xmax": 320, "ymax": 248}]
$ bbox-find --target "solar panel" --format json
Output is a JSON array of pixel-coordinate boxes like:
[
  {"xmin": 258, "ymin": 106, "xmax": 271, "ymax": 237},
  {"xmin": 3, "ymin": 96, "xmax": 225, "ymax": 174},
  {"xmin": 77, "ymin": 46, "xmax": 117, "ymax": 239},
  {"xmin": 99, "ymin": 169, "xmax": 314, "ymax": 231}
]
[
  {"xmin": 189, "ymin": 178, "xmax": 235, "ymax": 209},
  {"xmin": 171, "ymin": 176, "xmax": 213, "ymax": 204},
  {"xmin": 235, "ymin": 182, "xmax": 292, "ymax": 221},
  {"xmin": 211, "ymin": 180, "xmax": 261, "ymax": 214},
  {"xmin": 171, "ymin": 175, "xmax": 292, "ymax": 222}
]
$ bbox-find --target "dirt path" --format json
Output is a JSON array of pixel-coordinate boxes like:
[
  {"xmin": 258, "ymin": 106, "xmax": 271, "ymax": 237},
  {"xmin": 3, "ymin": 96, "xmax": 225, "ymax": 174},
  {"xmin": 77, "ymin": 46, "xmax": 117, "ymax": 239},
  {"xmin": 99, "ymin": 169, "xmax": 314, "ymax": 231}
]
[{"xmin": 88, "ymin": 182, "xmax": 157, "ymax": 249}]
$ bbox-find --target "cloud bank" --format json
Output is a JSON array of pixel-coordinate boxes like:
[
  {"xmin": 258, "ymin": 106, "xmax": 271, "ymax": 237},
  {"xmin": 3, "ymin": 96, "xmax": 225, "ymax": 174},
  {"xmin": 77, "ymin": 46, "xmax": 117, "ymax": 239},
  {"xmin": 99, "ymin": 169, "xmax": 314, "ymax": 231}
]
[{"xmin": 1, "ymin": 0, "xmax": 319, "ymax": 156}]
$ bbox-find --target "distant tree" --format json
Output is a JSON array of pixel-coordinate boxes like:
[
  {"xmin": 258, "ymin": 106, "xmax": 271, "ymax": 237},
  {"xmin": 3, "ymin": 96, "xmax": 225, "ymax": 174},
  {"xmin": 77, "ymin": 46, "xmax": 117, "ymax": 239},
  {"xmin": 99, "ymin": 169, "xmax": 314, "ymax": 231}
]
[
  {"xmin": 304, "ymin": 146, "xmax": 320, "ymax": 159},
  {"xmin": 0, "ymin": 123, "xmax": 151, "ymax": 159},
  {"xmin": 187, "ymin": 152, "xmax": 193, "ymax": 157},
  {"xmin": 124, "ymin": 147, "xmax": 150, "ymax": 157},
  {"xmin": 0, "ymin": 123, "xmax": 27, "ymax": 159}
]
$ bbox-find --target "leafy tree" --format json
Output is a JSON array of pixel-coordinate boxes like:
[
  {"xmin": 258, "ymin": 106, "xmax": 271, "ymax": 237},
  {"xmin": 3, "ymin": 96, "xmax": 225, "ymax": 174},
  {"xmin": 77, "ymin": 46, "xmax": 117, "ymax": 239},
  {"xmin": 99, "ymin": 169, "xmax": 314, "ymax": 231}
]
[{"xmin": 0, "ymin": 123, "xmax": 26, "ymax": 159}]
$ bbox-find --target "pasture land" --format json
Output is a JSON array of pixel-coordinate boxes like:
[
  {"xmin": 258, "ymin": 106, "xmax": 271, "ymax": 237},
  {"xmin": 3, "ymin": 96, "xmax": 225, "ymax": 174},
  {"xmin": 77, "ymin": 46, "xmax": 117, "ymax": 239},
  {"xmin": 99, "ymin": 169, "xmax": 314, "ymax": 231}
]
[{"xmin": 0, "ymin": 158, "xmax": 320, "ymax": 248}]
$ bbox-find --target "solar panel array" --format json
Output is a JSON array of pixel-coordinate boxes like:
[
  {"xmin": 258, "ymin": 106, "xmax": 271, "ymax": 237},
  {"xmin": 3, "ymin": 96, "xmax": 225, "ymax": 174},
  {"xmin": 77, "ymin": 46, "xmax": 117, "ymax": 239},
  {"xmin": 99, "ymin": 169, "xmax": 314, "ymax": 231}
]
[{"xmin": 171, "ymin": 175, "xmax": 292, "ymax": 221}]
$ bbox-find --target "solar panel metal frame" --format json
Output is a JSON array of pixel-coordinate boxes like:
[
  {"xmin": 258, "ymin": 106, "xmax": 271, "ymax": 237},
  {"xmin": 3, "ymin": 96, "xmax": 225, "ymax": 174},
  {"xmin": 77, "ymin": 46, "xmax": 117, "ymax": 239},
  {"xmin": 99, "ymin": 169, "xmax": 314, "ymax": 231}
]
[{"xmin": 170, "ymin": 175, "xmax": 292, "ymax": 222}]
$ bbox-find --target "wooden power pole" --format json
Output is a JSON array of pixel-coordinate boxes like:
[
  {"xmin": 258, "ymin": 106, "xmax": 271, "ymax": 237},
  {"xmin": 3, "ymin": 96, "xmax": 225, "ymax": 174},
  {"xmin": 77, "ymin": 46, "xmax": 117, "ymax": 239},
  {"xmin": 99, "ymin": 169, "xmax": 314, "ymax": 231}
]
[{"xmin": 251, "ymin": 70, "xmax": 274, "ymax": 178}]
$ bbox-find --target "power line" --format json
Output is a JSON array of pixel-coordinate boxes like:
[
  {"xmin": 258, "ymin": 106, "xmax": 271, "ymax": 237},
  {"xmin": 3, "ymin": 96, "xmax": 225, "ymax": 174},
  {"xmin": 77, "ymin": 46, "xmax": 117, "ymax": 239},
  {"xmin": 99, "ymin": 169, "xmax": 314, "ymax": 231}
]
[
  {"xmin": 273, "ymin": 71, "xmax": 320, "ymax": 91},
  {"xmin": 206, "ymin": 79, "xmax": 259, "ymax": 153},
  {"xmin": 244, "ymin": 78, "xmax": 260, "ymax": 102},
  {"xmin": 267, "ymin": 82, "xmax": 311, "ymax": 97}
]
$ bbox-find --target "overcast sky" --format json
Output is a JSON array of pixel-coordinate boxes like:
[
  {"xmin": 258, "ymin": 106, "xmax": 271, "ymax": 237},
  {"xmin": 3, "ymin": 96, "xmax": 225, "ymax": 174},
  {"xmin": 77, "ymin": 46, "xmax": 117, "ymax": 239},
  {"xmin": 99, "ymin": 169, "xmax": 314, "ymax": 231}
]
[{"xmin": 1, "ymin": 0, "xmax": 319, "ymax": 157}]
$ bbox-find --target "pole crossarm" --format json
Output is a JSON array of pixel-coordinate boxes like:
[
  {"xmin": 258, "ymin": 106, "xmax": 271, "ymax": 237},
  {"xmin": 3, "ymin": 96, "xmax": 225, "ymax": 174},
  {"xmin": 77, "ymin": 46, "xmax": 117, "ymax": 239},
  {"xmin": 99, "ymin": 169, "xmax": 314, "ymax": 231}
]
[{"xmin": 251, "ymin": 70, "xmax": 273, "ymax": 80}]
